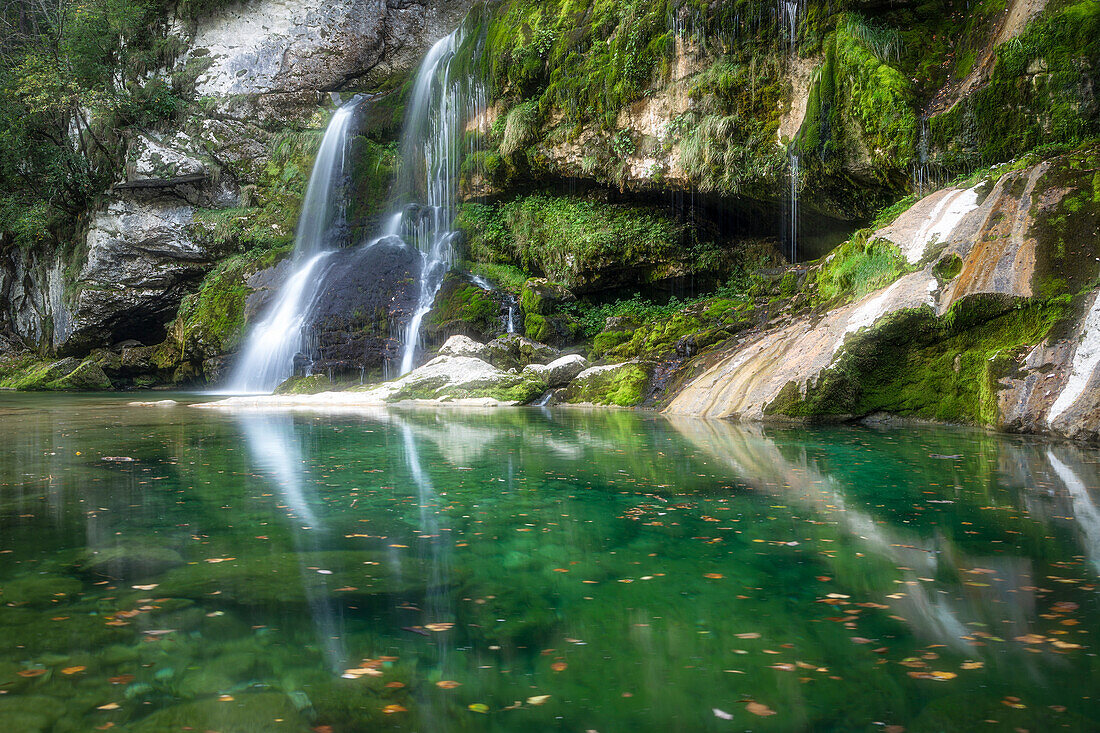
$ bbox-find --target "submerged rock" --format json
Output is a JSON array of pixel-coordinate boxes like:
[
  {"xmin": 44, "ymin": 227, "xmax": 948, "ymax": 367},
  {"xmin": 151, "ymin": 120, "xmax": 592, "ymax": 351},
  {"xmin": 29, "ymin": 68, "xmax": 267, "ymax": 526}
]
[{"xmin": 128, "ymin": 692, "xmax": 310, "ymax": 732}]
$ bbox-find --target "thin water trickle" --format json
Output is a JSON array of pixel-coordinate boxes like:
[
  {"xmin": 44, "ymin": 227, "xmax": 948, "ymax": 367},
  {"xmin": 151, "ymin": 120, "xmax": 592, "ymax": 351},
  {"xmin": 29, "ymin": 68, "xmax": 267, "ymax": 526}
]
[{"xmin": 788, "ymin": 151, "xmax": 800, "ymax": 263}]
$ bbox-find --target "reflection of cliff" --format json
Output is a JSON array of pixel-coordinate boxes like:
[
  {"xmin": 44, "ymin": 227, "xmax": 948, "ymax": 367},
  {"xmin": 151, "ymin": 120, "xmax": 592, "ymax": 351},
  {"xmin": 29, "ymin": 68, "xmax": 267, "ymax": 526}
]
[{"xmin": 665, "ymin": 415, "xmax": 1099, "ymax": 657}]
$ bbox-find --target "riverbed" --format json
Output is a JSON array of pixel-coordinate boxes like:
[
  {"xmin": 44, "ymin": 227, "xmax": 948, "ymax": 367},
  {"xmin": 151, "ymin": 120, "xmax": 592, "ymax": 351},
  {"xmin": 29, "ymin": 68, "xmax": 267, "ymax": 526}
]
[{"xmin": 0, "ymin": 393, "xmax": 1097, "ymax": 731}]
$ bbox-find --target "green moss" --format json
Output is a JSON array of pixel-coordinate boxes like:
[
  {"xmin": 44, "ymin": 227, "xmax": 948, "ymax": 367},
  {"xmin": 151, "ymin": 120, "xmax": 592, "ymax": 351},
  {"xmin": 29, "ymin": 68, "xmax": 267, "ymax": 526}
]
[
  {"xmin": 0, "ymin": 356, "xmax": 112, "ymax": 391},
  {"xmin": 563, "ymin": 362, "xmax": 653, "ymax": 407},
  {"xmin": 465, "ymin": 261, "xmax": 528, "ymax": 293},
  {"xmin": 163, "ymin": 243, "xmax": 293, "ymax": 365},
  {"xmin": 766, "ymin": 295, "xmax": 1073, "ymax": 426},
  {"xmin": 929, "ymin": 0, "xmax": 1100, "ymax": 173},
  {"xmin": 933, "ymin": 254, "xmax": 964, "ymax": 283},
  {"xmin": 458, "ymin": 194, "xmax": 721, "ymax": 291},
  {"xmin": 273, "ymin": 374, "xmax": 335, "ymax": 395},
  {"xmin": 429, "ymin": 280, "xmax": 499, "ymax": 332},
  {"xmin": 814, "ymin": 231, "xmax": 912, "ymax": 305}
]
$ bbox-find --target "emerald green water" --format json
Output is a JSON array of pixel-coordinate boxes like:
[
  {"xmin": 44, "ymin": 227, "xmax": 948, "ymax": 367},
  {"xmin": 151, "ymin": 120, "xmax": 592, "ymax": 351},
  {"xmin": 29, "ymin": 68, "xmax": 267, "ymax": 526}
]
[{"xmin": 0, "ymin": 394, "xmax": 1099, "ymax": 731}]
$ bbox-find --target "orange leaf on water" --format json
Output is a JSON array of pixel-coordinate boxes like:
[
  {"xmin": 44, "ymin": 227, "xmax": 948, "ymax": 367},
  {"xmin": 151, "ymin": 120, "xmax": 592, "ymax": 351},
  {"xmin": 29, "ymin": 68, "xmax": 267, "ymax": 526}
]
[
  {"xmin": 704, "ymin": 573, "xmax": 724, "ymax": 579},
  {"xmin": 746, "ymin": 701, "xmax": 776, "ymax": 716},
  {"xmin": 61, "ymin": 666, "xmax": 86, "ymax": 675},
  {"xmin": 382, "ymin": 704, "xmax": 407, "ymax": 714},
  {"xmin": 18, "ymin": 669, "xmax": 45, "ymax": 678},
  {"xmin": 550, "ymin": 661, "xmax": 567, "ymax": 672},
  {"xmin": 436, "ymin": 680, "xmax": 462, "ymax": 689}
]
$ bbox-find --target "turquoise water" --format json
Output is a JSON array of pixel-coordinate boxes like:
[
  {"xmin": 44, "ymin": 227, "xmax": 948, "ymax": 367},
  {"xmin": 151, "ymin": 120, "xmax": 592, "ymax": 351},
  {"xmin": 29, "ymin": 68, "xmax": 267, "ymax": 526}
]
[{"xmin": 0, "ymin": 394, "xmax": 1098, "ymax": 731}]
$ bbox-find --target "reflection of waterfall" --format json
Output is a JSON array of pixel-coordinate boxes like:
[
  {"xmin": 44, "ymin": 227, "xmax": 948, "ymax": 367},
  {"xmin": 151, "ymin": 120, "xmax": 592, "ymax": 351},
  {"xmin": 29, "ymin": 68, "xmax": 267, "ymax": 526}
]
[
  {"xmin": 395, "ymin": 31, "xmax": 487, "ymax": 374},
  {"xmin": 225, "ymin": 99, "xmax": 362, "ymax": 394},
  {"xmin": 1047, "ymin": 450, "xmax": 1100, "ymax": 575},
  {"xmin": 399, "ymin": 421, "xmax": 451, "ymax": 623},
  {"xmin": 237, "ymin": 413, "xmax": 347, "ymax": 671}
]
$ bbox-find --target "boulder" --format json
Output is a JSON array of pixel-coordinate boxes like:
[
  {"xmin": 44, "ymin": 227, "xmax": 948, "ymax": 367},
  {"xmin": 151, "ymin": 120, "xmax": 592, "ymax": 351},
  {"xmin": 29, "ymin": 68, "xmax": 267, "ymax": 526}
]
[
  {"xmin": 523, "ymin": 354, "xmax": 589, "ymax": 387},
  {"xmin": 304, "ymin": 238, "xmax": 422, "ymax": 379},
  {"xmin": 439, "ymin": 335, "xmax": 490, "ymax": 359},
  {"xmin": 564, "ymin": 361, "xmax": 656, "ymax": 407},
  {"xmin": 484, "ymin": 333, "xmax": 559, "ymax": 371}
]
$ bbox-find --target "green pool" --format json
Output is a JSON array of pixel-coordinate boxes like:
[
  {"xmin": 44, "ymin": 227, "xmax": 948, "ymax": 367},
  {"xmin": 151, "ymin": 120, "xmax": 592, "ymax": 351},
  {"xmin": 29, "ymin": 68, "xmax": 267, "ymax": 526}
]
[{"xmin": 0, "ymin": 393, "xmax": 1097, "ymax": 731}]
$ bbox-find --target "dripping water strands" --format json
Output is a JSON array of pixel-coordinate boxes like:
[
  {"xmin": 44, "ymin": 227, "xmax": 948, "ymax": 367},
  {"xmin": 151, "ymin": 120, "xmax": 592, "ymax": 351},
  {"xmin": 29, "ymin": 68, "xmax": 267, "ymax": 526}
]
[
  {"xmin": 788, "ymin": 151, "xmax": 800, "ymax": 263},
  {"xmin": 221, "ymin": 98, "xmax": 363, "ymax": 394},
  {"xmin": 779, "ymin": 0, "xmax": 802, "ymax": 51}
]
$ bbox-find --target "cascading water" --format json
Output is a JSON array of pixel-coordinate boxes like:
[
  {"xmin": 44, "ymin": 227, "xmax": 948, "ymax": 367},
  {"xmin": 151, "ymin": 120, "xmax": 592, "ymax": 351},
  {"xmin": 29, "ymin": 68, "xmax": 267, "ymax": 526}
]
[
  {"xmin": 225, "ymin": 29, "xmax": 484, "ymax": 391},
  {"xmin": 392, "ymin": 31, "xmax": 486, "ymax": 375},
  {"xmin": 223, "ymin": 98, "xmax": 362, "ymax": 394}
]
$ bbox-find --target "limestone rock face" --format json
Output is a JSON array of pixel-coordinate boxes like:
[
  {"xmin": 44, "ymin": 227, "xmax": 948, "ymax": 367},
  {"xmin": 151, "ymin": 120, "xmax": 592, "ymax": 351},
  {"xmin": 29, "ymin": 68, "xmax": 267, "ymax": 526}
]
[
  {"xmin": 185, "ymin": 0, "xmax": 475, "ymax": 122},
  {"xmin": 439, "ymin": 334, "xmax": 491, "ymax": 360},
  {"xmin": 665, "ymin": 147, "xmax": 1100, "ymax": 442},
  {"xmin": 58, "ymin": 186, "xmax": 234, "ymax": 355}
]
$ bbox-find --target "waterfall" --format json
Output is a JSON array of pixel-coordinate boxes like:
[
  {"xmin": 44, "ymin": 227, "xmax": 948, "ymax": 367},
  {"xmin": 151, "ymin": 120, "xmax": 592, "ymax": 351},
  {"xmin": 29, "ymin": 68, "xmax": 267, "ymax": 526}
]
[
  {"xmin": 393, "ymin": 31, "xmax": 485, "ymax": 375},
  {"xmin": 779, "ymin": 0, "xmax": 801, "ymax": 48},
  {"xmin": 223, "ymin": 27, "xmax": 484, "ymax": 392},
  {"xmin": 222, "ymin": 98, "xmax": 362, "ymax": 394},
  {"xmin": 788, "ymin": 151, "xmax": 799, "ymax": 262}
]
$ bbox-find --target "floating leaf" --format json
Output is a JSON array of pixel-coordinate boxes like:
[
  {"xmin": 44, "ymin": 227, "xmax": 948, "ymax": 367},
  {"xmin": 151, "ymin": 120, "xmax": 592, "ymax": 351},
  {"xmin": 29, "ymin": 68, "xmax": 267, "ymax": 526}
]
[
  {"xmin": 734, "ymin": 632, "xmax": 761, "ymax": 639},
  {"xmin": 928, "ymin": 671, "xmax": 957, "ymax": 681},
  {"xmin": 204, "ymin": 558, "xmax": 235, "ymax": 564},
  {"xmin": 550, "ymin": 661, "xmax": 567, "ymax": 672},
  {"xmin": 425, "ymin": 623, "xmax": 454, "ymax": 632},
  {"xmin": 382, "ymin": 704, "xmax": 407, "ymax": 714},
  {"xmin": 746, "ymin": 701, "xmax": 776, "ymax": 716},
  {"xmin": 526, "ymin": 695, "xmax": 551, "ymax": 706},
  {"xmin": 218, "ymin": 695, "xmax": 234, "ymax": 701},
  {"xmin": 713, "ymin": 708, "xmax": 733, "ymax": 720},
  {"xmin": 17, "ymin": 669, "xmax": 46, "ymax": 678},
  {"xmin": 468, "ymin": 703, "xmax": 490, "ymax": 714},
  {"xmin": 704, "ymin": 573, "xmax": 724, "ymax": 579},
  {"xmin": 61, "ymin": 666, "xmax": 86, "ymax": 675},
  {"xmin": 97, "ymin": 703, "xmax": 120, "ymax": 711},
  {"xmin": 131, "ymin": 584, "xmax": 158, "ymax": 591},
  {"xmin": 960, "ymin": 661, "xmax": 984, "ymax": 670},
  {"xmin": 436, "ymin": 680, "xmax": 462, "ymax": 689},
  {"xmin": 109, "ymin": 675, "xmax": 135, "ymax": 685},
  {"xmin": 385, "ymin": 682, "xmax": 405, "ymax": 688}
]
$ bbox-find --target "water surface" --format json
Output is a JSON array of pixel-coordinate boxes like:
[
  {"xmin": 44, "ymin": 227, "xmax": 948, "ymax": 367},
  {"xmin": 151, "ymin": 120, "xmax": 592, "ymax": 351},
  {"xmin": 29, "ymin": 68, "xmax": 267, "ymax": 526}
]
[{"xmin": 0, "ymin": 394, "xmax": 1098, "ymax": 731}]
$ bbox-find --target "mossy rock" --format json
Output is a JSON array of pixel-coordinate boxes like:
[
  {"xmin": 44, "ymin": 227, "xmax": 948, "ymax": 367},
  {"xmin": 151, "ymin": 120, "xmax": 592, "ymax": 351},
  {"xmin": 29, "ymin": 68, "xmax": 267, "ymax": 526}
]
[
  {"xmin": 48, "ymin": 358, "xmax": 112, "ymax": 391},
  {"xmin": 0, "ymin": 695, "xmax": 66, "ymax": 732},
  {"xmin": 562, "ymin": 362, "xmax": 656, "ymax": 407},
  {"xmin": 520, "ymin": 278, "xmax": 574, "ymax": 315},
  {"xmin": 424, "ymin": 272, "xmax": 505, "ymax": 342},
  {"xmin": 154, "ymin": 551, "xmax": 433, "ymax": 606},
  {"xmin": 128, "ymin": 692, "xmax": 310, "ymax": 732},
  {"xmin": 76, "ymin": 545, "xmax": 185, "ymax": 581},
  {"xmin": 273, "ymin": 374, "xmax": 335, "ymax": 395},
  {"xmin": 0, "ymin": 575, "xmax": 83, "ymax": 608},
  {"xmin": 1, "ymin": 358, "xmax": 78, "ymax": 390}
]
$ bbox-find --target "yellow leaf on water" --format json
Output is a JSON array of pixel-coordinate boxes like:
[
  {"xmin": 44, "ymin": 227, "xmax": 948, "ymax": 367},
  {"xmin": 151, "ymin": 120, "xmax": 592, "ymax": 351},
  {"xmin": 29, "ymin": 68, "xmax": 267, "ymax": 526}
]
[
  {"xmin": 526, "ymin": 695, "xmax": 550, "ymax": 706},
  {"xmin": 960, "ymin": 661, "xmax": 984, "ymax": 670},
  {"xmin": 468, "ymin": 703, "xmax": 490, "ymax": 714},
  {"xmin": 218, "ymin": 695, "xmax": 234, "ymax": 701},
  {"xmin": 131, "ymin": 584, "xmax": 158, "ymax": 591},
  {"xmin": 746, "ymin": 701, "xmax": 776, "ymax": 716},
  {"xmin": 205, "ymin": 558, "xmax": 235, "ymax": 564},
  {"xmin": 61, "ymin": 666, "xmax": 85, "ymax": 675},
  {"xmin": 382, "ymin": 704, "xmax": 407, "ymax": 714},
  {"xmin": 425, "ymin": 623, "xmax": 454, "ymax": 632},
  {"xmin": 929, "ymin": 671, "xmax": 957, "ymax": 681},
  {"xmin": 550, "ymin": 661, "xmax": 567, "ymax": 672},
  {"xmin": 704, "ymin": 573, "xmax": 724, "ymax": 579},
  {"xmin": 97, "ymin": 703, "xmax": 120, "ymax": 711}
]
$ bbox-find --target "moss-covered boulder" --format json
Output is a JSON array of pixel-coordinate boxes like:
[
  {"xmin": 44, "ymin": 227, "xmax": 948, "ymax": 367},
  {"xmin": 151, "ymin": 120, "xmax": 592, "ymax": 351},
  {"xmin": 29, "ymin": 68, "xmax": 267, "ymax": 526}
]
[
  {"xmin": 128, "ymin": 692, "xmax": 311, "ymax": 733},
  {"xmin": 563, "ymin": 362, "xmax": 656, "ymax": 407},
  {"xmin": 423, "ymin": 271, "xmax": 506, "ymax": 344},
  {"xmin": 273, "ymin": 374, "xmax": 335, "ymax": 395}
]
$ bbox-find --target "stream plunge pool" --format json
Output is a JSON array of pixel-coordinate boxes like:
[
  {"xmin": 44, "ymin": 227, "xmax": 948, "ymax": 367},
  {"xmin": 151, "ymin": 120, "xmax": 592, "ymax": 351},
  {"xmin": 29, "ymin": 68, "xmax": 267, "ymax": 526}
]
[{"xmin": 0, "ymin": 393, "xmax": 1098, "ymax": 731}]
